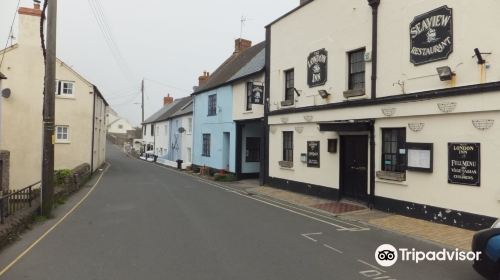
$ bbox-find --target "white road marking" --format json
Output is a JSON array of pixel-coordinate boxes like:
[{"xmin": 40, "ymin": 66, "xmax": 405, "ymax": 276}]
[
  {"xmin": 301, "ymin": 232, "xmax": 323, "ymax": 242},
  {"xmin": 323, "ymin": 244, "xmax": 343, "ymax": 254},
  {"xmin": 357, "ymin": 259, "xmax": 386, "ymax": 273},
  {"xmin": 142, "ymin": 159, "xmax": 370, "ymax": 232}
]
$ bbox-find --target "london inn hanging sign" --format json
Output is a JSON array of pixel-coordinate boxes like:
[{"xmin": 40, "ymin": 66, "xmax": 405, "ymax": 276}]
[
  {"xmin": 307, "ymin": 49, "xmax": 328, "ymax": 87},
  {"xmin": 410, "ymin": 6, "xmax": 453, "ymax": 65}
]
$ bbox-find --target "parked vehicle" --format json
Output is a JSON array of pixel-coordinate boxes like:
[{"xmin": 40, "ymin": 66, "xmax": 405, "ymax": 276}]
[{"xmin": 472, "ymin": 219, "xmax": 500, "ymax": 279}]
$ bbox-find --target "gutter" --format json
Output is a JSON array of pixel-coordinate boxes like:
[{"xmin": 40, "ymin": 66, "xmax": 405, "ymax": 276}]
[{"xmin": 90, "ymin": 89, "xmax": 96, "ymax": 174}]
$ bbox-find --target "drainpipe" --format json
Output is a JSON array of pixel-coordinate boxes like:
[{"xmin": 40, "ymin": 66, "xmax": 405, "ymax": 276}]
[
  {"xmin": 367, "ymin": 0, "xmax": 380, "ymax": 208},
  {"xmin": 90, "ymin": 89, "xmax": 96, "ymax": 174},
  {"xmin": 369, "ymin": 121, "xmax": 376, "ymax": 208},
  {"xmin": 260, "ymin": 27, "xmax": 272, "ymax": 186},
  {"xmin": 368, "ymin": 0, "xmax": 380, "ymax": 100}
]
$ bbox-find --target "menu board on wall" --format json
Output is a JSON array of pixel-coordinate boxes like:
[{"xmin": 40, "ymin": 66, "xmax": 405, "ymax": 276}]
[
  {"xmin": 407, "ymin": 143, "xmax": 433, "ymax": 172},
  {"xmin": 307, "ymin": 141, "xmax": 320, "ymax": 168},
  {"xmin": 448, "ymin": 143, "xmax": 480, "ymax": 186}
]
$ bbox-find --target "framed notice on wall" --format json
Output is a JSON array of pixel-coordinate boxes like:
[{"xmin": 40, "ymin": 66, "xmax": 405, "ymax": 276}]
[
  {"xmin": 406, "ymin": 143, "xmax": 433, "ymax": 172},
  {"xmin": 307, "ymin": 141, "xmax": 320, "ymax": 168},
  {"xmin": 448, "ymin": 143, "xmax": 480, "ymax": 187}
]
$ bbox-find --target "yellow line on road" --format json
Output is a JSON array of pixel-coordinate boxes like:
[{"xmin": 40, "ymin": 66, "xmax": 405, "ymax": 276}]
[{"xmin": 0, "ymin": 163, "xmax": 110, "ymax": 278}]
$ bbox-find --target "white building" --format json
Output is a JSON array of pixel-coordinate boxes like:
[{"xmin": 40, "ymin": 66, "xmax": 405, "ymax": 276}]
[
  {"xmin": 107, "ymin": 108, "xmax": 134, "ymax": 135},
  {"xmin": 265, "ymin": 0, "xmax": 500, "ymax": 230},
  {"xmin": 0, "ymin": 3, "xmax": 108, "ymax": 190}
]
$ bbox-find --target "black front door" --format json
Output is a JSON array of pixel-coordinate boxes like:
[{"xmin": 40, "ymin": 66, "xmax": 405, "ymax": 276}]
[{"xmin": 340, "ymin": 135, "xmax": 368, "ymax": 201}]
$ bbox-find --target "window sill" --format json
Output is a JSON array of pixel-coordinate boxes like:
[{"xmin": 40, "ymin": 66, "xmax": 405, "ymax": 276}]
[
  {"xmin": 56, "ymin": 95, "xmax": 76, "ymax": 100},
  {"xmin": 376, "ymin": 170, "xmax": 406, "ymax": 182},
  {"xmin": 55, "ymin": 141, "xmax": 71, "ymax": 144},
  {"xmin": 376, "ymin": 179, "xmax": 408, "ymax": 186},
  {"xmin": 280, "ymin": 100, "xmax": 295, "ymax": 107},
  {"xmin": 278, "ymin": 161, "xmax": 293, "ymax": 169},
  {"xmin": 243, "ymin": 111, "xmax": 254, "ymax": 114},
  {"xmin": 343, "ymin": 89, "xmax": 365, "ymax": 99}
]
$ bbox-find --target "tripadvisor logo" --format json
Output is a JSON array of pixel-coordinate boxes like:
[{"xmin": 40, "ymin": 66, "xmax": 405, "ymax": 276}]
[{"xmin": 375, "ymin": 244, "xmax": 481, "ymax": 267}]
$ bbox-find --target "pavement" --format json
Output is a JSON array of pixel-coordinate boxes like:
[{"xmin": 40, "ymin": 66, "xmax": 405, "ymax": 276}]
[
  {"xmin": 0, "ymin": 145, "xmax": 483, "ymax": 279},
  {"xmin": 225, "ymin": 180, "xmax": 475, "ymax": 251}
]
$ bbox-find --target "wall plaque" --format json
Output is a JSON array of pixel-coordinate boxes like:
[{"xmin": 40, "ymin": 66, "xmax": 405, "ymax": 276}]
[
  {"xmin": 251, "ymin": 84, "xmax": 264, "ymax": 104},
  {"xmin": 307, "ymin": 141, "xmax": 320, "ymax": 168},
  {"xmin": 448, "ymin": 143, "xmax": 480, "ymax": 186},
  {"xmin": 410, "ymin": 6, "xmax": 453, "ymax": 65},
  {"xmin": 307, "ymin": 49, "xmax": 328, "ymax": 87}
]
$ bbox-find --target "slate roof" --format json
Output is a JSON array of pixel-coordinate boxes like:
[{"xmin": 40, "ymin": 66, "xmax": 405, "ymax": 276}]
[
  {"xmin": 0, "ymin": 72, "xmax": 6, "ymax": 79},
  {"xmin": 229, "ymin": 48, "xmax": 265, "ymax": 82},
  {"xmin": 171, "ymin": 98, "xmax": 193, "ymax": 118},
  {"xmin": 143, "ymin": 96, "xmax": 193, "ymax": 124},
  {"xmin": 193, "ymin": 41, "xmax": 266, "ymax": 95}
]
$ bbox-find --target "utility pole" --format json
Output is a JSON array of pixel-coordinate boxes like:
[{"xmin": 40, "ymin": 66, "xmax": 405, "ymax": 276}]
[
  {"xmin": 141, "ymin": 79, "xmax": 145, "ymax": 123},
  {"xmin": 41, "ymin": 0, "xmax": 57, "ymax": 216}
]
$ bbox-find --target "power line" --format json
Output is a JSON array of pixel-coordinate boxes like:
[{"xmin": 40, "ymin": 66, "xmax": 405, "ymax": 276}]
[
  {"xmin": 144, "ymin": 78, "xmax": 191, "ymax": 93},
  {"xmin": 0, "ymin": 0, "xmax": 22, "ymax": 70},
  {"xmin": 87, "ymin": 0, "xmax": 135, "ymax": 81}
]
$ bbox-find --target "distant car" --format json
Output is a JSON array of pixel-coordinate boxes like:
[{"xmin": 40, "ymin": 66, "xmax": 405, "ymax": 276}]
[{"xmin": 472, "ymin": 219, "xmax": 500, "ymax": 280}]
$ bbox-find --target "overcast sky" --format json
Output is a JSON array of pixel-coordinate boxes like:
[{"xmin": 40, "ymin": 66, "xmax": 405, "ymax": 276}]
[{"xmin": 0, "ymin": 0, "xmax": 297, "ymax": 125}]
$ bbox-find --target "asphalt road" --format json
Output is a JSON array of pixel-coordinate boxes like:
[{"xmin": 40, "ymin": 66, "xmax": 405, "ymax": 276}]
[{"xmin": 0, "ymin": 145, "xmax": 483, "ymax": 280}]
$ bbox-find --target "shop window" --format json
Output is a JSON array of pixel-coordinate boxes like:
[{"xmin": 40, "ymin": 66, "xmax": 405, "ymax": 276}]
[
  {"xmin": 246, "ymin": 137, "xmax": 260, "ymax": 162},
  {"xmin": 348, "ymin": 49, "xmax": 365, "ymax": 91},
  {"xmin": 282, "ymin": 131, "xmax": 293, "ymax": 162},
  {"xmin": 381, "ymin": 128, "xmax": 407, "ymax": 173}
]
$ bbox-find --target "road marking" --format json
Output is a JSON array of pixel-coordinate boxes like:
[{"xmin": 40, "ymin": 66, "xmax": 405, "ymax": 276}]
[
  {"xmin": 301, "ymin": 232, "xmax": 322, "ymax": 242},
  {"xmin": 138, "ymin": 158, "xmax": 370, "ymax": 232},
  {"xmin": 0, "ymin": 163, "xmax": 110, "ymax": 278},
  {"xmin": 357, "ymin": 259, "xmax": 386, "ymax": 273},
  {"xmin": 323, "ymin": 244, "xmax": 343, "ymax": 254}
]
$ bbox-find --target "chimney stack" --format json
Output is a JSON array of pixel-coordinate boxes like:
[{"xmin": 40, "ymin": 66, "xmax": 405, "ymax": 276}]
[
  {"xmin": 234, "ymin": 38, "xmax": 252, "ymax": 54},
  {"xmin": 164, "ymin": 94, "xmax": 174, "ymax": 106},
  {"xmin": 17, "ymin": 2, "xmax": 43, "ymax": 47},
  {"xmin": 198, "ymin": 71, "xmax": 210, "ymax": 87},
  {"xmin": 18, "ymin": 1, "xmax": 42, "ymax": 17}
]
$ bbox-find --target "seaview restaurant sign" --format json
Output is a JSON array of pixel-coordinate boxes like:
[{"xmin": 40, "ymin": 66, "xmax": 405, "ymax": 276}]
[
  {"xmin": 307, "ymin": 49, "xmax": 328, "ymax": 87},
  {"xmin": 410, "ymin": 6, "xmax": 453, "ymax": 65}
]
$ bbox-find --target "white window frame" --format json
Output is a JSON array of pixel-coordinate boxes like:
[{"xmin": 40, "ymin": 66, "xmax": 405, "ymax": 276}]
[
  {"xmin": 56, "ymin": 80, "xmax": 75, "ymax": 98},
  {"xmin": 55, "ymin": 125, "xmax": 70, "ymax": 143}
]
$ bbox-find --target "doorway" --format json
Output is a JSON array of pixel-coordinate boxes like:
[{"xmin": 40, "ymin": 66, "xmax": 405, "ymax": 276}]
[
  {"xmin": 340, "ymin": 135, "xmax": 368, "ymax": 201},
  {"xmin": 222, "ymin": 132, "xmax": 230, "ymax": 171}
]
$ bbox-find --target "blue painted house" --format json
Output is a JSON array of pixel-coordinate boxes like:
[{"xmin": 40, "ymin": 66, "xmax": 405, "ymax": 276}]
[{"xmin": 192, "ymin": 39, "xmax": 266, "ymax": 176}]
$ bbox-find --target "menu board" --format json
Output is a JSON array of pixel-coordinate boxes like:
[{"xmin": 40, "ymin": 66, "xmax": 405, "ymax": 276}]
[
  {"xmin": 307, "ymin": 141, "xmax": 320, "ymax": 168},
  {"xmin": 448, "ymin": 143, "xmax": 480, "ymax": 186},
  {"xmin": 406, "ymin": 143, "xmax": 433, "ymax": 172}
]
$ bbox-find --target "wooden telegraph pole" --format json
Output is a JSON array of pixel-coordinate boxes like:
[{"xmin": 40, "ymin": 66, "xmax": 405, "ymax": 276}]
[{"xmin": 41, "ymin": 0, "xmax": 58, "ymax": 216}]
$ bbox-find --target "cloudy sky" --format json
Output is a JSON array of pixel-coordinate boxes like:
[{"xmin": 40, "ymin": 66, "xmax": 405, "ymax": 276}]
[{"xmin": 0, "ymin": 0, "xmax": 297, "ymax": 125}]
